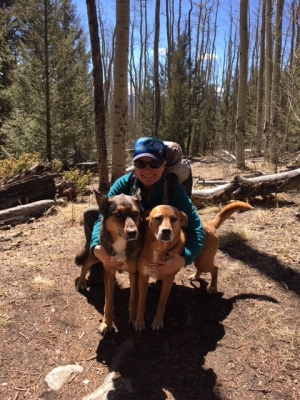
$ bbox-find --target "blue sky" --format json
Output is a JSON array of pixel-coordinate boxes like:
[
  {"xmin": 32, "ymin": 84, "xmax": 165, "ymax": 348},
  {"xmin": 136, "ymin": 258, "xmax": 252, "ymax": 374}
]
[
  {"xmin": 73, "ymin": 0, "xmax": 292, "ymax": 74},
  {"xmin": 73, "ymin": 0, "xmax": 233, "ymax": 65},
  {"xmin": 74, "ymin": 0, "xmax": 89, "ymax": 33}
]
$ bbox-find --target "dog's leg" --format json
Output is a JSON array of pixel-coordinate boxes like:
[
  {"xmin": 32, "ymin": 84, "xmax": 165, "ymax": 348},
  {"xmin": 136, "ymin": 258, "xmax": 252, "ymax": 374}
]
[
  {"xmin": 128, "ymin": 272, "xmax": 138, "ymax": 324},
  {"xmin": 207, "ymin": 266, "xmax": 218, "ymax": 294},
  {"xmin": 76, "ymin": 255, "xmax": 97, "ymax": 291},
  {"xmin": 189, "ymin": 269, "xmax": 201, "ymax": 281},
  {"xmin": 99, "ymin": 269, "xmax": 116, "ymax": 334},
  {"xmin": 134, "ymin": 274, "xmax": 149, "ymax": 332},
  {"xmin": 152, "ymin": 278, "xmax": 174, "ymax": 330}
]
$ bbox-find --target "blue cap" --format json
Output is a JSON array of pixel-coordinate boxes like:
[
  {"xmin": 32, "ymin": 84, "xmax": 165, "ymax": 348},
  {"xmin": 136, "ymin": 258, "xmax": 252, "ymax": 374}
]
[{"xmin": 133, "ymin": 137, "xmax": 165, "ymax": 164}]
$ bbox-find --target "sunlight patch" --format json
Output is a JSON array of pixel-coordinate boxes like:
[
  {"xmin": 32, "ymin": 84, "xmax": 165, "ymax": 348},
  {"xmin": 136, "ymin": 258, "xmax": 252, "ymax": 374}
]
[
  {"xmin": 219, "ymin": 224, "xmax": 252, "ymax": 245},
  {"xmin": 33, "ymin": 275, "xmax": 55, "ymax": 288},
  {"xmin": 0, "ymin": 314, "xmax": 10, "ymax": 328}
]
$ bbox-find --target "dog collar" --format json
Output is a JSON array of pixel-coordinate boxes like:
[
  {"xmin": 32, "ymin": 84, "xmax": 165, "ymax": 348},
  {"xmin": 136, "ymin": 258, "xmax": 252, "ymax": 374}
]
[
  {"xmin": 110, "ymin": 250, "xmax": 117, "ymax": 263},
  {"xmin": 165, "ymin": 251, "xmax": 172, "ymax": 266}
]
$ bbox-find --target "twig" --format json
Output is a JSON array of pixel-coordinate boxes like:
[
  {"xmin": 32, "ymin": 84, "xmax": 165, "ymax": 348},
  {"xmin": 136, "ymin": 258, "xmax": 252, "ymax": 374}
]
[
  {"xmin": 280, "ymin": 281, "xmax": 289, "ymax": 290},
  {"xmin": 19, "ymin": 333, "xmax": 29, "ymax": 341},
  {"xmin": 68, "ymin": 373, "xmax": 78, "ymax": 384},
  {"xmin": 86, "ymin": 361, "xmax": 95, "ymax": 372},
  {"xmin": 249, "ymin": 386, "xmax": 270, "ymax": 393},
  {"xmin": 35, "ymin": 373, "xmax": 43, "ymax": 385},
  {"xmin": 86, "ymin": 355, "xmax": 97, "ymax": 361},
  {"xmin": 78, "ymin": 332, "xmax": 85, "ymax": 340},
  {"xmin": 12, "ymin": 370, "xmax": 40, "ymax": 375}
]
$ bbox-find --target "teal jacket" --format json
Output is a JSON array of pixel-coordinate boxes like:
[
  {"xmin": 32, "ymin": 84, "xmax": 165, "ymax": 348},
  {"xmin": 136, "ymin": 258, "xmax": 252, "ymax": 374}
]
[{"xmin": 90, "ymin": 172, "xmax": 206, "ymax": 266}]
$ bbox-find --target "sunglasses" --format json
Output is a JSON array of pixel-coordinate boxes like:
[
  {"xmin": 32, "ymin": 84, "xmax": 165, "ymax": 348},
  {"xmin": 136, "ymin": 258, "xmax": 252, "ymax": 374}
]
[{"xmin": 134, "ymin": 160, "xmax": 162, "ymax": 169}]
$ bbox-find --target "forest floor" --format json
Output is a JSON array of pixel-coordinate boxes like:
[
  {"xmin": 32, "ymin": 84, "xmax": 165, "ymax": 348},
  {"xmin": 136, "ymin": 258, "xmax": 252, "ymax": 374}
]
[{"xmin": 1, "ymin": 157, "xmax": 300, "ymax": 400}]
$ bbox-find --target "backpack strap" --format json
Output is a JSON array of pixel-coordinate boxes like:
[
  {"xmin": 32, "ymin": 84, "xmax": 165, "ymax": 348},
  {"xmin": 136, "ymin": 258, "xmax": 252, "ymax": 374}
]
[
  {"xmin": 162, "ymin": 172, "xmax": 173, "ymax": 205},
  {"xmin": 130, "ymin": 169, "xmax": 173, "ymax": 204},
  {"xmin": 129, "ymin": 171, "xmax": 138, "ymax": 195}
]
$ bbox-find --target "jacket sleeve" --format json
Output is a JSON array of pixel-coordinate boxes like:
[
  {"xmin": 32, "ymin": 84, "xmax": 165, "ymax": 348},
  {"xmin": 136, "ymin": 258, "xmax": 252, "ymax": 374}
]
[
  {"xmin": 89, "ymin": 173, "xmax": 132, "ymax": 252},
  {"xmin": 169, "ymin": 180, "xmax": 206, "ymax": 265}
]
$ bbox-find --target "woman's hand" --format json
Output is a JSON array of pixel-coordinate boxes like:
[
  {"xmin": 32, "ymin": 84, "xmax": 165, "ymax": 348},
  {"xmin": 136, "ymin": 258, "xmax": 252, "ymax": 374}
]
[
  {"xmin": 93, "ymin": 245, "xmax": 125, "ymax": 271},
  {"xmin": 148, "ymin": 253, "xmax": 185, "ymax": 278}
]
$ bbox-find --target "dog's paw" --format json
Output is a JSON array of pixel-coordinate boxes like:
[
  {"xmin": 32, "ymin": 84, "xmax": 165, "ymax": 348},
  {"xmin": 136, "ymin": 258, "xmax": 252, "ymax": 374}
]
[
  {"xmin": 75, "ymin": 277, "xmax": 87, "ymax": 292},
  {"xmin": 189, "ymin": 271, "xmax": 201, "ymax": 282},
  {"xmin": 134, "ymin": 320, "xmax": 145, "ymax": 332},
  {"xmin": 206, "ymin": 285, "xmax": 217, "ymax": 294},
  {"xmin": 151, "ymin": 318, "xmax": 164, "ymax": 330},
  {"xmin": 99, "ymin": 321, "xmax": 112, "ymax": 334},
  {"xmin": 128, "ymin": 311, "xmax": 137, "ymax": 325}
]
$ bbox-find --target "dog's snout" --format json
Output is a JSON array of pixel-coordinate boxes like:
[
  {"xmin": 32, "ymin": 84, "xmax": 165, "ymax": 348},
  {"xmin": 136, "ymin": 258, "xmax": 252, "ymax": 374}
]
[
  {"xmin": 126, "ymin": 230, "xmax": 138, "ymax": 240},
  {"xmin": 161, "ymin": 228, "xmax": 171, "ymax": 240}
]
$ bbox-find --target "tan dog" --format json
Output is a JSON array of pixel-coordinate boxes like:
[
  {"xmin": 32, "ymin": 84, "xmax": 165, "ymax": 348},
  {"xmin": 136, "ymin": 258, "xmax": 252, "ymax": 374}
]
[
  {"xmin": 75, "ymin": 190, "xmax": 143, "ymax": 334},
  {"xmin": 191, "ymin": 201, "xmax": 254, "ymax": 293},
  {"xmin": 134, "ymin": 205, "xmax": 187, "ymax": 331}
]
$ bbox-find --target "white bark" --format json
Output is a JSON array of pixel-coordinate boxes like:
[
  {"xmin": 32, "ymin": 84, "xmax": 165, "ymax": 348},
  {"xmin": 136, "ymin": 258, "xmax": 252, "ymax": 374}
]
[
  {"xmin": 111, "ymin": 0, "xmax": 130, "ymax": 181},
  {"xmin": 235, "ymin": 0, "xmax": 248, "ymax": 168}
]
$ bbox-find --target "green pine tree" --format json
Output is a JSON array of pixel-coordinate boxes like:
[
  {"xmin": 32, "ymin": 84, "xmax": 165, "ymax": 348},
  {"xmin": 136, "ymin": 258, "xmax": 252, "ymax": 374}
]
[{"xmin": 1, "ymin": 0, "xmax": 94, "ymax": 162}]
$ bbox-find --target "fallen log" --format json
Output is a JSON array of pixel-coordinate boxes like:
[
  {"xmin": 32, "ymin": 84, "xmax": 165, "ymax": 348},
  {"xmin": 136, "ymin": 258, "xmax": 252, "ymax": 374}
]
[
  {"xmin": 76, "ymin": 161, "xmax": 99, "ymax": 173},
  {"xmin": 0, "ymin": 200, "xmax": 56, "ymax": 222},
  {"xmin": 193, "ymin": 178, "xmax": 230, "ymax": 187},
  {"xmin": 191, "ymin": 168, "xmax": 300, "ymax": 206},
  {"xmin": 0, "ymin": 165, "xmax": 58, "ymax": 210}
]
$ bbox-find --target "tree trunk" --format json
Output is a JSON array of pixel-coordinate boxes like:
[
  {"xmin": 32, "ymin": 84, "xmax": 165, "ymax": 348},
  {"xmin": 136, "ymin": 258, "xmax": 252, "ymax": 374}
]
[
  {"xmin": 235, "ymin": 0, "xmax": 248, "ymax": 168},
  {"xmin": 44, "ymin": 0, "xmax": 51, "ymax": 161},
  {"xmin": 86, "ymin": 0, "xmax": 109, "ymax": 192},
  {"xmin": 264, "ymin": 0, "xmax": 273, "ymax": 159},
  {"xmin": 166, "ymin": 0, "xmax": 174, "ymax": 86},
  {"xmin": 154, "ymin": 0, "xmax": 161, "ymax": 136},
  {"xmin": 270, "ymin": 0, "xmax": 285, "ymax": 169},
  {"xmin": 255, "ymin": 0, "xmax": 265, "ymax": 155},
  {"xmin": 111, "ymin": 0, "xmax": 130, "ymax": 181}
]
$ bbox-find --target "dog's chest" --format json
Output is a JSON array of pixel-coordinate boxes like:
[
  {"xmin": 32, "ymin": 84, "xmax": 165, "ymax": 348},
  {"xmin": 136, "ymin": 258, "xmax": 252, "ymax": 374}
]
[
  {"xmin": 142, "ymin": 249, "xmax": 166, "ymax": 279},
  {"xmin": 112, "ymin": 238, "xmax": 127, "ymax": 270},
  {"xmin": 152, "ymin": 249, "xmax": 163, "ymax": 263},
  {"xmin": 112, "ymin": 237, "xmax": 128, "ymax": 263}
]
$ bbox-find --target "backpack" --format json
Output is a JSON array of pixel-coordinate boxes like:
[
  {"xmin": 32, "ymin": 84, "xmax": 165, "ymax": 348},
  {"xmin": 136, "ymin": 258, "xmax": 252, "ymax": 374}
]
[{"xmin": 130, "ymin": 141, "xmax": 193, "ymax": 205}]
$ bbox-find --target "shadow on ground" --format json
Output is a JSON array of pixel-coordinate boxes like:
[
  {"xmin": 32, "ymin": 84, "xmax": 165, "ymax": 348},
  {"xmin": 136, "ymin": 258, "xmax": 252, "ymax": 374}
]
[
  {"xmin": 221, "ymin": 241, "xmax": 300, "ymax": 296},
  {"xmin": 78, "ymin": 277, "xmax": 277, "ymax": 400}
]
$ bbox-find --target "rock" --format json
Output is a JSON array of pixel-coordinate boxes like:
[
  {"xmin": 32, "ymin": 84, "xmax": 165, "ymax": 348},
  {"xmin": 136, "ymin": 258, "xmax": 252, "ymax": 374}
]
[{"xmin": 45, "ymin": 364, "xmax": 83, "ymax": 391}]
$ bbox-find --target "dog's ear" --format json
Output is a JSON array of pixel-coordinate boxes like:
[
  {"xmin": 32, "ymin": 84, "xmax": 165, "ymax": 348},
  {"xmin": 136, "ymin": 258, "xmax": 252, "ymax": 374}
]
[
  {"xmin": 180, "ymin": 211, "xmax": 188, "ymax": 227},
  {"xmin": 94, "ymin": 189, "xmax": 109, "ymax": 211},
  {"xmin": 143, "ymin": 209, "xmax": 151, "ymax": 223},
  {"xmin": 133, "ymin": 188, "xmax": 142, "ymax": 201}
]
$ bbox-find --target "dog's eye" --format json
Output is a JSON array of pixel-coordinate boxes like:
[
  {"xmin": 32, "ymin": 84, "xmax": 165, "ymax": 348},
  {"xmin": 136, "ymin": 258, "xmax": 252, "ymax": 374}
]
[
  {"xmin": 154, "ymin": 216, "xmax": 163, "ymax": 222},
  {"xmin": 170, "ymin": 217, "xmax": 178, "ymax": 222}
]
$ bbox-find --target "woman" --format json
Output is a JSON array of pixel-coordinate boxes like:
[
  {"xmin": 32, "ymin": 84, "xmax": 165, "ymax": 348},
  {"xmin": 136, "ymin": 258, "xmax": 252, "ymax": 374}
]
[{"xmin": 81, "ymin": 136, "xmax": 205, "ymax": 279}]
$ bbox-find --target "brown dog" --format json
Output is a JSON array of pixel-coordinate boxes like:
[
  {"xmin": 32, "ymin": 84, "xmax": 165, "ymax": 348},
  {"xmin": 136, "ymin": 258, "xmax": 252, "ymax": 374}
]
[
  {"xmin": 75, "ymin": 190, "xmax": 143, "ymax": 334},
  {"xmin": 134, "ymin": 205, "xmax": 188, "ymax": 331},
  {"xmin": 134, "ymin": 201, "xmax": 253, "ymax": 331},
  {"xmin": 191, "ymin": 201, "xmax": 254, "ymax": 293}
]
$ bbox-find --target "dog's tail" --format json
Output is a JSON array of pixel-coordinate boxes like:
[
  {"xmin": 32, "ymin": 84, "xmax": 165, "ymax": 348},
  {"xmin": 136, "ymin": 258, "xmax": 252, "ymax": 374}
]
[
  {"xmin": 209, "ymin": 201, "xmax": 253, "ymax": 230},
  {"xmin": 75, "ymin": 241, "xmax": 90, "ymax": 266}
]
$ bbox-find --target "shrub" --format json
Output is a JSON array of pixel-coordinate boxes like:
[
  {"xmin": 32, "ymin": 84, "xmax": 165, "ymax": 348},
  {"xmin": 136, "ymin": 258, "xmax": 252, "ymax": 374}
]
[
  {"xmin": 0, "ymin": 152, "xmax": 42, "ymax": 182},
  {"xmin": 63, "ymin": 168, "xmax": 92, "ymax": 194}
]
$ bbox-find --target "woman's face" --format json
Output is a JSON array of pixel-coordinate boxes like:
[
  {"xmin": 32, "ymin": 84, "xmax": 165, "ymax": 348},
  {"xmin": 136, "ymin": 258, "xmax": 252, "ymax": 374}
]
[{"xmin": 134, "ymin": 157, "xmax": 166, "ymax": 189}]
